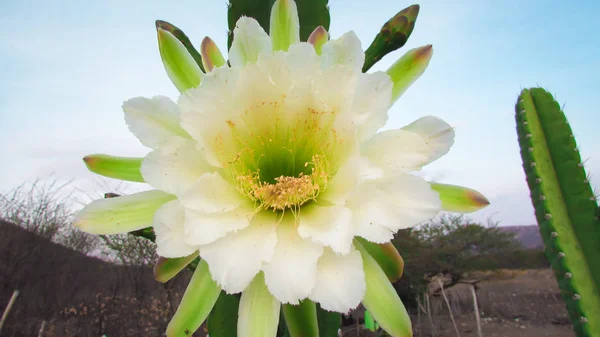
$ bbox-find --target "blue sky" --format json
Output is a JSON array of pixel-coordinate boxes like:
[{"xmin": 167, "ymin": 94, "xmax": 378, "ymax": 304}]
[{"xmin": 1, "ymin": 0, "xmax": 598, "ymax": 225}]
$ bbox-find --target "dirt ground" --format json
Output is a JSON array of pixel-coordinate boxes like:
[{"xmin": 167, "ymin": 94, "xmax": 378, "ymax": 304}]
[
  {"xmin": 340, "ymin": 315, "xmax": 574, "ymax": 337},
  {"xmin": 411, "ymin": 314, "xmax": 574, "ymax": 337},
  {"xmin": 342, "ymin": 269, "xmax": 576, "ymax": 337}
]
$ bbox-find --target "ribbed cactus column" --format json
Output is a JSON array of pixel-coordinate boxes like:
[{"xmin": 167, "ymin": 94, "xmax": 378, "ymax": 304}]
[{"xmin": 515, "ymin": 87, "xmax": 600, "ymax": 337}]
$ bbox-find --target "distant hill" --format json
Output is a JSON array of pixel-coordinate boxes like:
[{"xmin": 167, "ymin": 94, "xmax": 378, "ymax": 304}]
[{"xmin": 500, "ymin": 225, "xmax": 544, "ymax": 249}]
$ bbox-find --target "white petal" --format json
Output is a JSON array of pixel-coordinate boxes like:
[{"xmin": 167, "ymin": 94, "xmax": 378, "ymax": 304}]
[
  {"xmin": 402, "ymin": 116, "xmax": 455, "ymax": 165},
  {"xmin": 353, "ymin": 72, "xmax": 393, "ymax": 142},
  {"xmin": 285, "ymin": 42, "xmax": 320, "ymax": 77},
  {"xmin": 74, "ymin": 190, "xmax": 175, "ymax": 235},
  {"xmin": 200, "ymin": 212, "xmax": 277, "ymax": 294},
  {"xmin": 348, "ymin": 175, "xmax": 441, "ymax": 239},
  {"xmin": 310, "ymin": 247, "xmax": 365, "ymax": 313},
  {"xmin": 361, "ymin": 129, "xmax": 428, "ymax": 173},
  {"xmin": 229, "ymin": 17, "xmax": 272, "ymax": 67},
  {"xmin": 378, "ymin": 174, "xmax": 442, "ymax": 230},
  {"xmin": 361, "ymin": 116, "xmax": 454, "ymax": 172},
  {"xmin": 263, "ymin": 219, "xmax": 323, "ymax": 304},
  {"xmin": 179, "ymin": 173, "xmax": 244, "ymax": 213},
  {"xmin": 141, "ymin": 139, "xmax": 212, "ymax": 196},
  {"xmin": 347, "ymin": 183, "xmax": 396, "ymax": 243},
  {"xmin": 297, "ymin": 204, "xmax": 353, "ymax": 255},
  {"xmin": 123, "ymin": 96, "xmax": 190, "ymax": 149},
  {"xmin": 179, "ymin": 67, "xmax": 242, "ymax": 167},
  {"xmin": 183, "ymin": 202, "xmax": 255, "ymax": 246},
  {"xmin": 153, "ymin": 200, "xmax": 199, "ymax": 258},
  {"xmin": 321, "ymin": 31, "xmax": 365, "ymax": 71},
  {"xmin": 319, "ymin": 155, "xmax": 379, "ymax": 204}
]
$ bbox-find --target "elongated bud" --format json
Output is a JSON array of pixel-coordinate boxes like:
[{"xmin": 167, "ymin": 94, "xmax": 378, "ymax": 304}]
[
  {"xmin": 83, "ymin": 154, "xmax": 144, "ymax": 183},
  {"xmin": 74, "ymin": 190, "xmax": 174, "ymax": 235},
  {"xmin": 157, "ymin": 22, "xmax": 203, "ymax": 92},
  {"xmin": 387, "ymin": 44, "xmax": 432, "ymax": 103},
  {"xmin": 156, "ymin": 20, "xmax": 204, "ymax": 70},
  {"xmin": 270, "ymin": 0, "xmax": 300, "ymax": 51},
  {"xmin": 355, "ymin": 238, "xmax": 404, "ymax": 282},
  {"xmin": 201, "ymin": 37, "xmax": 226, "ymax": 71},
  {"xmin": 363, "ymin": 4, "xmax": 420, "ymax": 72},
  {"xmin": 430, "ymin": 183, "xmax": 490, "ymax": 213},
  {"xmin": 154, "ymin": 252, "xmax": 199, "ymax": 283},
  {"xmin": 167, "ymin": 260, "xmax": 221, "ymax": 337},
  {"xmin": 307, "ymin": 26, "xmax": 328, "ymax": 55},
  {"xmin": 355, "ymin": 240, "xmax": 412, "ymax": 337}
]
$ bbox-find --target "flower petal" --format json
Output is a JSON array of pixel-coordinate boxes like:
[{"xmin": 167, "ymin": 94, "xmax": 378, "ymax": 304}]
[
  {"xmin": 309, "ymin": 247, "xmax": 365, "ymax": 313},
  {"xmin": 123, "ymin": 96, "xmax": 190, "ymax": 149},
  {"xmin": 263, "ymin": 219, "xmax": 323, "ymax": 304},
  {"xmin": 153, "ymin": 200, "xmax": 200, "ymax": 258},
  {"xmin": 141, "ymin": 139, "xmax": 212, "ymax": 196},
  {"xmin": 183, "ymin": 203, "xmax": 255, "ymax": 246},
  {"xmin": 321, "ymin": 31, "xmax": 364, "ymax": 71},
  {"xmin": 270, "ymin": 0, "xmax": 300, "ymax": 51},
  {"xmin": 200, "ymin": 212, "xmax": 278, "ymax": 294},
  {"xmin": 353, "ymin": 72, "xmax": 393, "ymax": 142},
  {"xmin": 157, "ymin": 27, "xmax": 203, "ymax": 93},
  {"xmin": 361, "ymin": 116, "xmax": 454, "ymax": 172},
  {"xmin": 229, "ymin": 17, "xmax": 272, "ymax": 67},
  {"xmin": 402, "ymin": 116, "xmax": 455, "ymax": 166},
  {"xmin": 348, "ymin": 175, "xmax": 441, "ymax": 241},
  {"xmin": 355, "ymin": 241, "xmax": 412, "ymax": 337},
  {"xmin": 377, "ymin": 174, "xmax": 441, "ymax": 230},
  {"xmin": 297, "ymin": 204, "xmax": 353, "ymax": 255},
  {"xmin": 347, "ymin": 183, "xmax": 396, "ymax": 243},
  {"xmin": 238, "ymin": 273, "xmax": 280, "ymax": 337},
  {"xmin": 166, "ymin": 260, "xmax": 221, "ymax": 337},
  {"xmin": 179, "ymin": 173, "xmax": 244, "ymax": 213},
  {"xmin": 74, "ymin": 190, "xmax": 175, "ymax": 235}
]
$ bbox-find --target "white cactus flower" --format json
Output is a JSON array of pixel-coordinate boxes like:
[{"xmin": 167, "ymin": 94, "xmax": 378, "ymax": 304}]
[{"xmin": 75, "ymin": 1, "xmax": 489, "ymax": 336}]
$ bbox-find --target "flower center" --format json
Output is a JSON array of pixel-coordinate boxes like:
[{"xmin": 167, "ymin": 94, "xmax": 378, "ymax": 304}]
[{"xmin": 234, "ymin": 154, "xmax": 329, "ymax": 212}]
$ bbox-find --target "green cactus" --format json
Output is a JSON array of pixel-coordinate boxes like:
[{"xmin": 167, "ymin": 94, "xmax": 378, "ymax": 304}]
[
  {"xmin": 515, "ymin": 87, "xmax": 600, "ymax": 337},
  {"xmin": 227, "ymin": 0, "xmax": 330, "ymax": 49}
]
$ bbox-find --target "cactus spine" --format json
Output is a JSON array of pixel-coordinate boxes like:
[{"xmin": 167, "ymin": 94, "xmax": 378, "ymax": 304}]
[{"xmin": 516, "ymin": 87, "xmax": 600, "ymax": 337}]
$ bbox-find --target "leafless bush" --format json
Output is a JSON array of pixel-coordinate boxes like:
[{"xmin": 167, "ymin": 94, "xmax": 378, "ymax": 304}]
[
  {"xmin": 100, "ymin": 234, "xmax": 158, "ymax": 266},
  {"xmin": 0, "ymin": 177, "xmax": 100, "ymax": 254}
]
